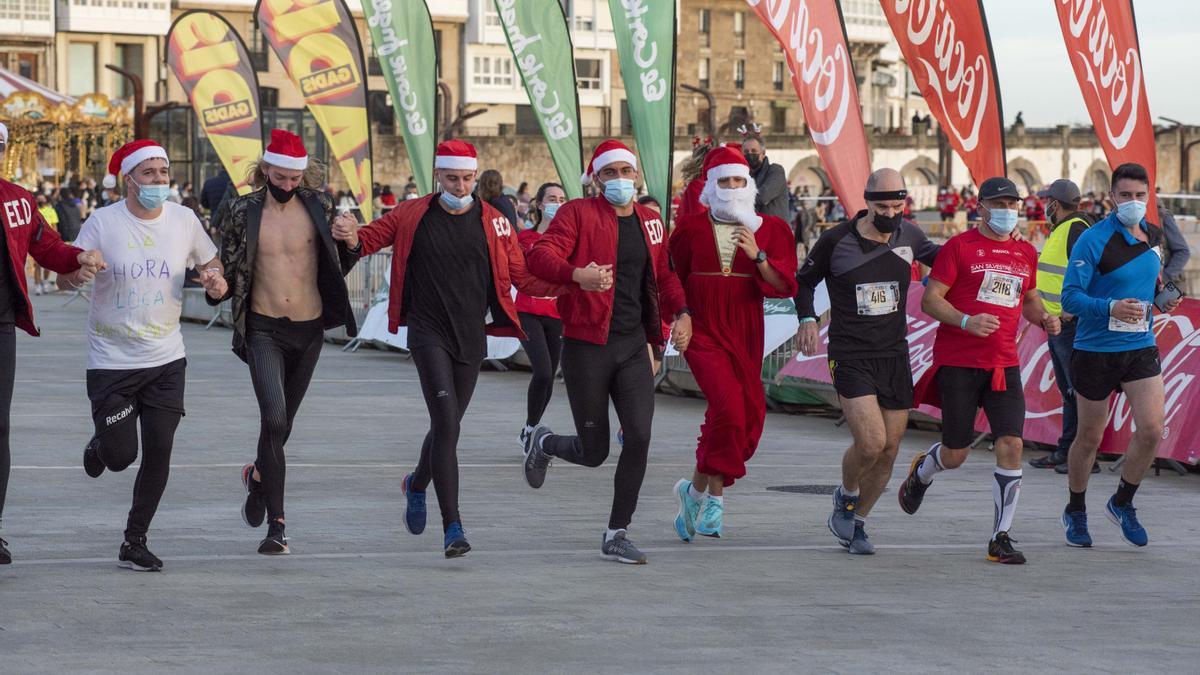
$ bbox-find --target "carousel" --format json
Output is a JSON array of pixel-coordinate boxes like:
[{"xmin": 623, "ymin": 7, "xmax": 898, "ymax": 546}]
[{"xmin": 0, "ymin": 67, "xmax": 132, "ymax": 189}]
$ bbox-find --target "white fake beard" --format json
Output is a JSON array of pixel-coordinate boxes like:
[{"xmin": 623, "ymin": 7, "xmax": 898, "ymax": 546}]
[{"xmin": 700, "ymin": 182, "xmax": 762, "ymax": 231}]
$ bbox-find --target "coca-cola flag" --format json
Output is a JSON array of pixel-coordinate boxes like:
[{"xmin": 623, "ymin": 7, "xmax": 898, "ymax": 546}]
[
  {"xmin": 1054, "ymin": 0, "xmax": 1158, "ymax": 216},
  {"xmin": 879, "ymin": 0, "xmax": 1006, "ymax": 186},
  {"xmin": 746, "ymin": 0, "xmax": 870, "ymax": 214}
]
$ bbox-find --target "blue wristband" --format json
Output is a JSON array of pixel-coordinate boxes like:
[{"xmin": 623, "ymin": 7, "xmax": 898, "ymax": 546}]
[
  {"xmin": 800, "ymin": 317, "xmax": 817, "ymax": 324},
  {"xmin": 960, "ymin": 314, "xmax": 970, "ymax": 330}
]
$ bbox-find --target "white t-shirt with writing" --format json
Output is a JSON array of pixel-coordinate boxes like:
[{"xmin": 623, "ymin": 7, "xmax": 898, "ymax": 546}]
[{"xmin": 73, "ymin": 200, "xmax": 218, "ymax": 370}]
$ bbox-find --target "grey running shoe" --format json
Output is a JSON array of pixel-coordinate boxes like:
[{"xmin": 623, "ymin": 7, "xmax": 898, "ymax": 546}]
[
  {"xmin": 601, "ymin": 531, "xmax": 647, "ymax": 565},
  {"xmin": 523, "ymin": 425, "xmax": 554, "ymax": 489},
  {"xmin": 827, "ymin": 486, "xmax": 858, "ymax": 545},
  {"xmin": 847, "ymin": 521, "xmax": 876, "ymax": 555}
]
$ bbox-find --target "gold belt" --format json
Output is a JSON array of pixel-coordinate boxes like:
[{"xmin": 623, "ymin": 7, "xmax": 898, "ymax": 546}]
[{"xmin": 691, "ymin": 272, "xmax": 752, "ymax": 278}]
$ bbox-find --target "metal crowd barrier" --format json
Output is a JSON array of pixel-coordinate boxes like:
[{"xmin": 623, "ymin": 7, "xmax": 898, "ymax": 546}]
[{"xmin": 344, "ymin": 250, "xmax": 392, "ymax": 325}]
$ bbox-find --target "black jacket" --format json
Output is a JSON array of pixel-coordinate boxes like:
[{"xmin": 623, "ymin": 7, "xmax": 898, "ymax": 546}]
[{"xmin": 208, "ymin": 187, "xmax": 359, "ymax": 361}]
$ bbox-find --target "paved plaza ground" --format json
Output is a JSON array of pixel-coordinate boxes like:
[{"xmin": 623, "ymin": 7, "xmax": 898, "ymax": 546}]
[{"xmin": 0, "ymin": 295, "xmax": 1197, "ymax": 673}]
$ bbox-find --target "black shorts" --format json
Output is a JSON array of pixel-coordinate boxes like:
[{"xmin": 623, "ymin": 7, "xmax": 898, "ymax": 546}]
[
  {"xmin": 936, "ymin": 365, "xmax": 1024, "ymax": 449},
  {"xmin": 86, "ymin": 358, "xmax": 187, "ymax": 418},
  {"xmin": 829, "ymin": 354, "xmax": 914, "ymax": 410},
  {"xmin": 1071, "ymin": 347, "xmax": 1161, "ymax": 401}
]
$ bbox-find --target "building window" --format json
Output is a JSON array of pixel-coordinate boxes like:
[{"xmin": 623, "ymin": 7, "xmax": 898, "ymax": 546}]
[
  {"xmin": 15, "ymin": 53, "xmax": 38, "ymax": 81},
  {"xmin": 485, "ymin": 6, "xmax": 501, "ymax": 27},
  {"xmin": 772, "ymin": 107, "xmax": 787, "ymax": 132},
  {"xmin": 734, "ymin": 11, "xmax": 746, "ymax": 50},
  {"xmin": 574, "ymin": 15, "xmax": 594, "ymax": 31},
  {"xmin": 369, "ymin": 90, "xmax": 395, "ymax": 134},
  {"xmin": 734, "ymin": 60, "xmax": 745, "ymax": 90},
  {"xmin": 620, "ymin": 99, "xmax": 633, "ymax": 135},
  {"xmin": 249, "ymin": 30, "xmax": 270, "ymax": 72},
  {"xmin": 114, "ymin": 43, "xmax": 144, "ymax": 100},
  {"xmin": 67, "ymin": 42, "xmax": 96, "ymax": 97},
  {"xmin": 575, "ymin": 58, "xmax": 602, "ymax": 90},
  {"xmin": 698, "ymin": 9, "xmax": 710, "ymax": 48},
  {"xmin": 260, "ymin": 87, "xmax": 278, "ymax": 109},
  {"xmin": 472, "ymin": 55, "xmax": 514, "ymax": 87},
  {"xmin": 773, "ymin": 61, "xmax": 785, "ymax": 91},
  {"xmin": 698, "ymin": 58, "xmax": 709, "ymax": 90},
  {"xmin": 368, "ymin": 55, "xmax": 383, "ymax": 77}
]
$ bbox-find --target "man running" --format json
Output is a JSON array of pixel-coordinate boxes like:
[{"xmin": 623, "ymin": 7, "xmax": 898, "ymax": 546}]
[
  {"xmin": 796, "ymin": 168, "xmax": 939, "ymax": 555},
  {"xmin": 523, "ymin": 140, "xmax": 691, "ymax": 565},
  {"xmin": 208, "ymin": 130, "xmax": 359, "ymax": 555},
  {"xmin": 668, "ymin": 145, "xmax": 796, "ymax": 541},
  {"xmin": 0, "ymin": 122, "xmax": 103, "ymax": 564},
  {"xmin": 899, "ymin": 177, "xmax": 1059, "ymax": 565},
  {"xmin": 334, "ymin": 140, "xmax": 563, "ymax": 558},
  {"xmin": 1060, "ymin": 163, "xmax": 1180, "ymax": 548},
  {"xmin": 76, "ymin": 139, "xmax": 226, "ymax": 571}
]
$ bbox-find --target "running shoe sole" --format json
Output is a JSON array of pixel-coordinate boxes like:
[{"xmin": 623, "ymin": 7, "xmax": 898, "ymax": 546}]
[
  {"xmin": 827, "ymin": 512, "xmax": 851, "ymax": 548},
  {"xmin": 444, "ymin": 541, "xmax": 471, "ymax": 558},
  {"xmin": 1105, "ymin": 503, "xmax": 1148, "ymax": 547},
  {"xmin": 672, "ymin": 479, "xmax": 693, "ymax": 543},
  {"xmin": 257, "ymin": 540, "xmax": 290, "ymax": 555},
  {"xmin": 898, "ymin": 452, "xmax": 927, "ymax": 515},
  {"xmin": 1061, "ymin": 512, "xmax": 1093, "ymax": 548},
  {"xmin": 117, "ymin": 560, "xmax": 162, "ymax": 572},
  {"xmin": 601, "ymin": 552, "xmax": 647, "ymax": 565},
  {"xmin": 985, "ymin": 552, "xmax": 1026, "ymax": 565}
]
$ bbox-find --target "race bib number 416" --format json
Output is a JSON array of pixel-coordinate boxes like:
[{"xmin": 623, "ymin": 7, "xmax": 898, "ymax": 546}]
[
  {"xmin": 856, "ymin": 281, "xmax": 899, "ymax": 316},
  {"xmin": 976, "ymin": 271, "xmax": 1022, "ymax": 308}
]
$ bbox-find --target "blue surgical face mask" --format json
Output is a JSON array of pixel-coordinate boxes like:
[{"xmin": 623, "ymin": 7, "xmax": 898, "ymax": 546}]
[
  {"xmin": 440, "ymin": 191, "xmax": 474, "ymax": 211},
  {"xmin": 1116, "ymin": 199, "xmax": 1147, "ymax": 228},
  {"xmin": 541, "ymin": 202, "xmax": 561, "ymax": 222},
  {"xmin": 986, "ymin": 208, "xmax": 1019, "ymax": 236},
  {"xmin": 131, "ymin": 180, "xmax": 170, "ymax": 210},
  {"xmin": 601, "ymin": 178, "xmax": 636, "ymax": 206}
]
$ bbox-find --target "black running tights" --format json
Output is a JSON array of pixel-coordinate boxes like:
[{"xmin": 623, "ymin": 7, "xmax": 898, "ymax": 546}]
[
  {"xmin": 410, "ymin": 344, "xmax": 481, "ymax": 529},
  {"xmin": 0, "ymin": 325, "xmax": 14, "ymax": 525},
  {"xmin": 519, "ymin": 312, "xmax": 562, "ymax": 428}
]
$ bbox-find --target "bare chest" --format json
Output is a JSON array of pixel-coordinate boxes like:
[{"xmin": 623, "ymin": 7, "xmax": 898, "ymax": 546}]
[{"xmin": 257, "ymin": 202, "xmax": 319, "ymax": 260}]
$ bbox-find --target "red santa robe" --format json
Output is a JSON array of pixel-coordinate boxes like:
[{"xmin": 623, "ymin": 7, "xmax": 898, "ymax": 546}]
[{"xmin": 669, "ymin": 211, "xmax": 798, "ymax": 486}]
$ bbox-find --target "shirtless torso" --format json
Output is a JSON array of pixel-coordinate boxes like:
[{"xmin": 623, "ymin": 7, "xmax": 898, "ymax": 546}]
[{"xmin": 251, "ymin": 194, "xmax": 322, "ymax": 320}]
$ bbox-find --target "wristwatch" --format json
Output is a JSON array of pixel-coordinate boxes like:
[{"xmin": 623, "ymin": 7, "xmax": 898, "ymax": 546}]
[{"xmin": 754, "ymin": 250, "xmax": 767, "ymax": 264}]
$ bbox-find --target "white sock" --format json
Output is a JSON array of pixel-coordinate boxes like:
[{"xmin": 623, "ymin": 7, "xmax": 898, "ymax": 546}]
[
  {"xmin": 688, "ymin": 484, "xmax": 705, "ymax": 501},
  {"xmin": 992, "ymin": 468, "xmax": 1022, "ymax": 537},
  {"xmin": 707, "ymin": 494, "xmax": 724, "ymax": 505},
  {"xmin": 840, "ymin": 485, "xmax": 860, "ymax": 498},
  {"xmin": 605, "ymin": 528, "xmax": 625, "ymax": 542},
  {"xmin": 853, "ymin": 514, "xmax": 867, "ymax": 524},
  {"xmin": 522, "ymin": 424, "xmax": 533, "ymax": 435},
  {"xmin": 916, "ymin": 443, "xmax": 945, "ymax": 484}
]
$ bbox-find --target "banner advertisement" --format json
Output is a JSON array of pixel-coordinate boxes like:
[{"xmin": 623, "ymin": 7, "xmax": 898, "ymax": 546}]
[
  {"xmin": 167, "ymin": 11, "xmax": 265, "ymax": 196},
  {"xmin": 745, "ymin": 0, "xmax": 871, "ymax": 214},
  {"xmin": 878, "ymin": 0, "xmax": 1007, "ymax": 186},
  {"xmin": 495, "ymin": 0, "xmax": 584, "ymax": 199},
  {"xmin": 779, "ymin": 286, "xmax": 1200, "ymax": 466},
  {"xmin": 256, "ymin": 0, "xmax": 374, "ymax": 220},
  {"xmin": 1054, "ymin": 0, "xmax": 1158, "ymax": 216},
  {"xmin": 362, "ymin": 0, "xmax": 438, "ymax": 196},
  {"xmin": 607, "ymin": 0, "xmax": 676, "ymax": 218}
]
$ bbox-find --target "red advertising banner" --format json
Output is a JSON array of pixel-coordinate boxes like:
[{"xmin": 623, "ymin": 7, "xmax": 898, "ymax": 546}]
[
  {"xmin": 780, "ymin": 286, "xmax": 1200, "ymax": 466},
  {"xmin": 745, "ymin": 0, "xmax": 871, "ymax": 214},
  {"xmin": 1054, "ymin": 0, "xmax": 1158, "ymax": 216},
  {"xmin": 878, "ymin": 0, "xmax": 1006, "ymax": 186}
]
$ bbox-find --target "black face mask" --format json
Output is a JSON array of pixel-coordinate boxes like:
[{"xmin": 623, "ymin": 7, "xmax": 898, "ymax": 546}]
[
  {"xmin": 745, "ymin": 155, "xmax": 763, "ymax": 170},
  {"xmin": 872, "ymin": 210, "xmax": 903, "ymax": 233},
  {"xmin": 268, "ymin": 180, "xmax": 297, "ymax": 204}
]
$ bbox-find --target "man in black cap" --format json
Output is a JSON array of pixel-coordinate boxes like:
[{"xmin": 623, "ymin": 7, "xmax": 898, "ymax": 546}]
[
  {"xmin": 1028, "ymin": 179, "xmax": 1096, "ymax": 472},
  {"xmin": 897, "ymin": 176, "xmax": 1060, "ymax": 565}
]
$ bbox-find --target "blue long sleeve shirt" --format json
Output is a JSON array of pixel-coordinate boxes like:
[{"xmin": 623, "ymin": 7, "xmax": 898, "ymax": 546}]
[{"xmin": 1061, "ymin": 212, "xmax": 1162, "ymax": 352}]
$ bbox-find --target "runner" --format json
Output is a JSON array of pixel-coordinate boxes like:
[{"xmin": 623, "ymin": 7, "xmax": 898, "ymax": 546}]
[
  {"xmin": 333, "ymin": 140, "xmax": 563, "ymax": 558},
  {"xmin": 795, "ymin": 168, "xmax": 939, "ymax": 555},
  {"xmin": 75, "ymin": 139, "xmax": 226, "ymax": 571},
  {"xmin": 516, "ymin": 182, "xmax": 566, "ymax": 452},
  {"xmin": 0, "ymin": 122, "xmax": 102, "ymax": 564},
  {"xmin": 668, "ymin": 146, "xmax": 796, "ymax": 541},
  {"xmin": 1059, "ymin": 162, "xmax": 1181, "ymax": 548},
  {"xmin": 898, "ymin": 177, "xmax": 1059, "ymax": 565},
  {"xmin": 207, "ymin": 129, "xmax": 360, "ymax": 555},
  {"xmin": 523, "ymin": 139, "xmax": 691, "ymax": 565}
]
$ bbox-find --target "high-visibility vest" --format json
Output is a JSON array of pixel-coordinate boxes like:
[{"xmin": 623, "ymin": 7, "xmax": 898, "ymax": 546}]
[{"xmin": 1037, "ymin": 216, "xmax": 1090, "ymax": 316}]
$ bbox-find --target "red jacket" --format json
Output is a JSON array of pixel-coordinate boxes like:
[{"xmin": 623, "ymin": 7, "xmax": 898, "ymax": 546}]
[
  {"xmin": 527, "ymin": 196, "xmax": 687, "ymax": 346},
  {"xmin": 356, "ymin": 194, "xmax": 564, "ymax": 339},
  {"xmin": 0, "ymin": 179, "xmax": 83, "ymax": 336},
  {"xmin": 514, "ymin": 228, "xmax": 560, "ymax": 319}
]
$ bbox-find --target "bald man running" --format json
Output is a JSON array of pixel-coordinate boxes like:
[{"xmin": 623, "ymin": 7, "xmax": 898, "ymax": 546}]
[{"xmin": 795, "ymin": 169, "xmax": 940, "ymax": 554}]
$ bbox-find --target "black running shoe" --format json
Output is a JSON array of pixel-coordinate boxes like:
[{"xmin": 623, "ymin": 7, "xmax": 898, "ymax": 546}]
[
  {"xmin": 0, "ymin": 537, "xmax": 11, "ymax": 564},
  {"xmin": 897, "ymin": 452, "xmax": 931, "ymax": 515},
  {"xmin": 1029, "ymin": 452, "xmax": 1066, "ymax": 469},
  {"xmin": 118, "ymin": 539, "xmax": 163, "ymax": 571},
  {"xmin": 258, "ymin": 520, "xmax": 289, "ymax": 555},
  {"xmin": 986, "ymin": 531, "xmax": 1026, "ymax": 565},
  {"xmin": 241, "ymin": 463, "xmax": 266, "ymax": 528},
  {"xmin": 523, "ymin": 425, "xmax": 554, "ymax": 489},
  {"xmin": 83, "ymin": 437, "xmax": 104, "ymax": 478}
]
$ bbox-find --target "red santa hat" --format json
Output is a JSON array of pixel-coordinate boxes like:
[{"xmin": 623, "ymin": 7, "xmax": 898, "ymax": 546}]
[
  {"xmin": 103, "ymin": 139, "xmax": 169, "ymax": 189},
  {"xmin": 581, "ymin": 139, "xmax": 637, "ymax": 184},
  {"xmin": 434, "ymin": 139, "xmax": 478, "ymax": 171},
  {"xmin": 262, "ymin": 128, "xmax": 309, "ymax": 170},
  {"xmin": 703, "ymin": 146, "xmax": 751, "ymax": 183}
]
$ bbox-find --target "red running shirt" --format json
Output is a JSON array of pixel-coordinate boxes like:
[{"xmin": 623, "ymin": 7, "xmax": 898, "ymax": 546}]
[{"xmin": 928, "ymin": 227, "xmax": 1038, "ymax": 369}]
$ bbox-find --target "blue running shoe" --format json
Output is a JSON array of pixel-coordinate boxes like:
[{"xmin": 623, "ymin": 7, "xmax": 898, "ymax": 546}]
[
  {"xmin": 402, "ymin": 473, "xmax": 426, "ymax": 535},
  {"xmin": 1105, "ymin": 495, "xmax": 1148, "ymax": 547},
  {"xmin": 443, "ymin": 521, "xmax": 470, "ymax": 558},
  {"xmin": 827, "ymin": 487, "xmax": 858, "ymax": 546},
  {"xmin": 695, "ymin": 498, "xmax": 724, "ymax": 538},
  {"xmin": 673, "ymin": 479, "xmax": 702, "ymax": 542},
  {"xmin": 1062, "ymin": 508, "xmax": 1092, "ymax": 548}
]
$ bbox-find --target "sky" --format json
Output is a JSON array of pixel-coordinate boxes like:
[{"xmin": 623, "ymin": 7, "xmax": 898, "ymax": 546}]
[{"xmin": 980, "ymin": 0, "xmax": 1200, "ymax": 127}]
